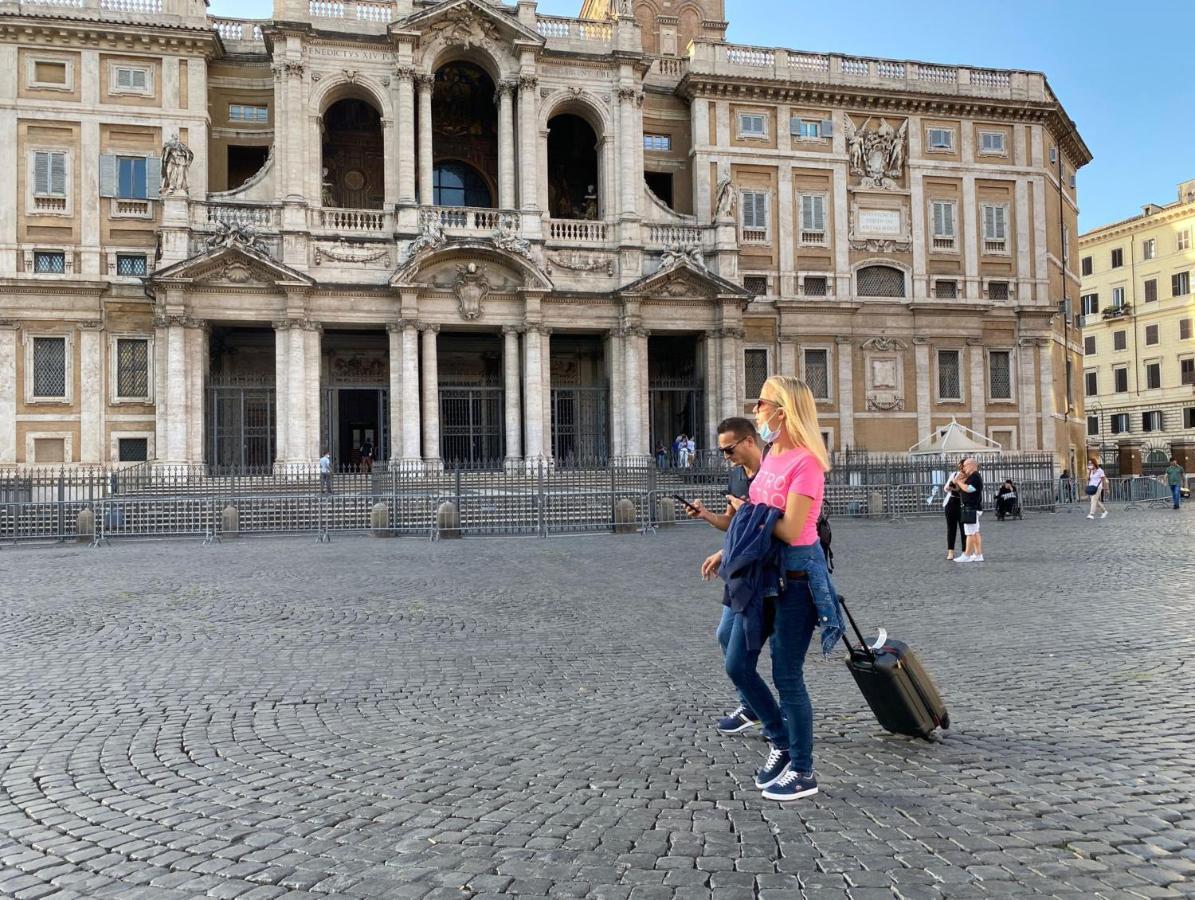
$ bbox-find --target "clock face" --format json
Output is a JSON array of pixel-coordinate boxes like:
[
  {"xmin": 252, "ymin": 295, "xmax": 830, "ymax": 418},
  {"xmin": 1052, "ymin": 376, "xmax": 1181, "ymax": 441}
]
[{"xmin": 343, "ymin": 169, "xmax": 366, "ymax": 191}]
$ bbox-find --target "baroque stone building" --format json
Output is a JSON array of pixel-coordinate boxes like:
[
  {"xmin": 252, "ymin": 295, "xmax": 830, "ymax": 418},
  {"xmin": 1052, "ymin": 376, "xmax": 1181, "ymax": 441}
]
[{"xmin": 0, "ymin": 0, "xmax": 1090, "ymax": 470}]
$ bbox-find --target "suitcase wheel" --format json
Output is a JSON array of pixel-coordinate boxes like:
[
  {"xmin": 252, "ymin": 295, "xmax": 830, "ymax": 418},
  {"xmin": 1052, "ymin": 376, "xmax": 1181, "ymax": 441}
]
[{"xmin": 940, "ymin": 712, "xmax": 950, "ymax": 730}]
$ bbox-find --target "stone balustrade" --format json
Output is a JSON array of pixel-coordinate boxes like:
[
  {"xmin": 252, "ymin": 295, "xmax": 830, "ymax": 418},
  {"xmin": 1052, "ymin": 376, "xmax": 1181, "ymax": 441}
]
[
  {"xmin": 644, "ymin": 223, "xmax": 710, "ymax": 248},
  {"xmin": 312, "ymin": 207, "xmax": 391, "ymax": 232},
  {"xmin": 534, "ymin": 14, "xmax": 613, "ymax": 50},
  {"xmin": 689, "ymin": 41, "xmax": 1047, "ymax": 102},
  {"xmin": 434, "ymin": 206, "xmax": 518, "ymax": 234},
  {"xmin": 212, "ymin": 17, "xmax": 265, "ymax": 43},
  {"xmin": 201, "ymin": 202, "xmax": 280, "ymax": 229},
  {"xmin": 13, "ymin": 0, "xmax": 199, "ymax": 16},
  {"xmin": 307, "ymin": 0, "xmax": 393, "ymax": 24},
  {"xmin": 547, "ymin": 219, "xmax": 608, "ymax": 244}
]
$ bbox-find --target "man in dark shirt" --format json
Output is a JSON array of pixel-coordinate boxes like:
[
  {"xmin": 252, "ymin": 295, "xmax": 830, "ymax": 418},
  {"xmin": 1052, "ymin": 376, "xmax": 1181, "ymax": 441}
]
[
  {"xmin": 953, "ymin": 457, "xmax": 985, "ymax": 562},
  {"xmin": 359, "ymin": 438, "xmax": 374, "ymax": 474},
  {"xmin": 684, "ymin": 417, "xmax": 766, "ymax": 735}
]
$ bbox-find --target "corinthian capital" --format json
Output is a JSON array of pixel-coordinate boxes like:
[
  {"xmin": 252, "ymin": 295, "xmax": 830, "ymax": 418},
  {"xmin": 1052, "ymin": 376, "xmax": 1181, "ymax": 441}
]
[
  {"xmin": 394, "ymin": 65, "xmax": 416, "ymax": 82},
  {"xmin": 518, "ymin": 75, "xmax": 539, "ymax": 93}
]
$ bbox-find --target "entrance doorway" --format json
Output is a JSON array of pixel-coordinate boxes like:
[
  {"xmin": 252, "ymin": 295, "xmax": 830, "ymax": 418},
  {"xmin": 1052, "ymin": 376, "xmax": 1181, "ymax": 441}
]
[
  {"xmin": 648, "ymin": 335, "xmax": 705, "ymax": 458},
  {"xmin": 439, "ymin": 333, "xmax": 504, "ymax": 469},
  {"xmin": 322, "ymin": 388, "xmax": 388, "ymax": 468}
]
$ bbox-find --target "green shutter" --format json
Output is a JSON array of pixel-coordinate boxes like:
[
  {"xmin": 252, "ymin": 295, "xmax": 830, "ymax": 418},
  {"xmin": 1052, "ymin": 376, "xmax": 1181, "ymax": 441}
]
[
  {"xmin": 98, "ymin": 154, "xmax": 117, "ymax": 198},
  {"xmin": 145, "ymin": 155, "xmax": 160, "ymax": 199}
]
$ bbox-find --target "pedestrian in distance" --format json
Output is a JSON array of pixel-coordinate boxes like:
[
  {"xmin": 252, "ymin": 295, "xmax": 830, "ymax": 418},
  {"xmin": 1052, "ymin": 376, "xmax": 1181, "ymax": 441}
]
[
  {"xmin": 319, "ymin": 449, "xmax": 333, "ymax": 494},
  {"xmin": 1165, "ymin": 457, "xmax": 1186, "ymax": 509},
  {"xmin": 952, "ymin": 457, "xmax": 984, "ymax": 562},
  {"xmin": 1086, "ymin": 458, "xmax": 1108, "ymax": 519},
  {"xmin": 943, "ymin": 459, "xmax": 965, "ymax": 560},
  {"xmin": 686, "ymin": 435, "xmax": 697, "ymax": 468},
  {"xmin": 655, "ymin": 443, "xmax": 667, "ymax": 468},
  {"xmin": 359, "ymin": 437, "xmax": 374, "ymax": 474},
  {"xmin": 702, "ymin": 376, "xmax": 843, "ymax": 802},
  {"xmin": 995, "ymin": 479, "xmax": 1018, "ymax": 520},
  {"xmin": 688, "ymin": 418, "xmax": 766, "ymax": 736}
]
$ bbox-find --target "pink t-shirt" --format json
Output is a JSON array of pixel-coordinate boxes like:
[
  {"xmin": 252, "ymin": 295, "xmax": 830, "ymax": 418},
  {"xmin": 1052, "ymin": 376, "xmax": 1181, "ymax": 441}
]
[{"xmin": 748, "ymin": 446, "xmax": 825, "ymax": 546}]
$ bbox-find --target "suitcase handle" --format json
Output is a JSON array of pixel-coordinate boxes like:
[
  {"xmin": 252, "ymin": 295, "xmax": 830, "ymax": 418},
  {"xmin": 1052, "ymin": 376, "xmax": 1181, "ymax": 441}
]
[{"xmin": 837, "ymin": 595, "xmax": 877, "ymax": 660}]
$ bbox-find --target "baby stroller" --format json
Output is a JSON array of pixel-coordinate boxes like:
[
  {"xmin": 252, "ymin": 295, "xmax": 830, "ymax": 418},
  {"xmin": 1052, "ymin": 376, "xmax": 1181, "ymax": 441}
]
[{"xmin": 995, "ymin": 483, "xmax": 1022, "ymax": 520}]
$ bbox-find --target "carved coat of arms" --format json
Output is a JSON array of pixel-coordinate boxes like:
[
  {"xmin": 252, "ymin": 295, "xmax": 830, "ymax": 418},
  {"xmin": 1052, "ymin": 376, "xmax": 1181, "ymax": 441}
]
[{"xmin": 454, "ymin": 263, "xmax": 490, "ymax": 321}]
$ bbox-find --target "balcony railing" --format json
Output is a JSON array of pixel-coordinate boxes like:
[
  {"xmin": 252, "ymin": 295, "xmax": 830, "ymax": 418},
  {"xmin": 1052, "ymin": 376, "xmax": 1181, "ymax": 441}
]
[
  {"xmin": 212, "ymin": 17, "xmax": 265, "ymax": 43},
  {"xmin": 313, "ymin": 207, "xmax": 390, "ymax": 232},
  {"xmin": 202, "ymin": 202, "xmax": 280, "ymax": 229},
  {"xmin": 547, "ymin": 219, "xmax": 609, "ymax": 243},
  {"xmin": 645, "ymin": 224, "xmax": 706, "ymax": 247},
  {"xmin": 433, "ymin": 206, "xmax": 517, "ymax": 234},
  {"xmin": 689, "ymin": 41, "xmax": 1045, "ymax": 102},
  {"xmin": 308, "ymin": 0, "xmax": 393, "ymax": 22},
  {"xmin": 15, "ymin": 0, "xmax": 192, "ymax": 14}
]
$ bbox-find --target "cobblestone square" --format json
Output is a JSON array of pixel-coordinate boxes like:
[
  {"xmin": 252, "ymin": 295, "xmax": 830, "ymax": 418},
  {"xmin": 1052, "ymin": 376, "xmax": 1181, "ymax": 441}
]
[{"xmin": 1, "ymin": 508, "xmax": 1193, "ymax": 899}]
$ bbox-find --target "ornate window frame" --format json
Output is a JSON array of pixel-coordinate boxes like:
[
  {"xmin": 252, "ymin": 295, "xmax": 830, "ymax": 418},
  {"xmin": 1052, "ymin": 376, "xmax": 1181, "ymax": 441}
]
[
  {"xmin": 108, "ymin": 62, "xmax": 154, "ymax": 97},
  {"xmin": 800, "ymin": 344, "xmax": 834, "ymax": 404},
  {"xmin": 935, "ymin": 347, "xmax": 965, "ymax": 403},
  {"xmin": 986, "ymin": 348, "xmax": 1016, "ymax": 404},
  {"xmin": 108, "ymin": 333, "xmax": 154, "ymax": 404},
  {"xmin": 27, "ymin": 147, "xmax": 72, "ymax": 217},
  {"xmin": 23, "ymin": 331, "xmax": 73, "ymax": 405},
  {"xmin": 27, "ymin": 55, "xmax": 73, "ymax": 92}
]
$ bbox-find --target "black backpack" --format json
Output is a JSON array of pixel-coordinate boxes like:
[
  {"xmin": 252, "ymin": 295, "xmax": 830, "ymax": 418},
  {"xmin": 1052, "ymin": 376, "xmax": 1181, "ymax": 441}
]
[{"xmin": 760, "ymin": 443, "xmax": 835, "ymax": 571}]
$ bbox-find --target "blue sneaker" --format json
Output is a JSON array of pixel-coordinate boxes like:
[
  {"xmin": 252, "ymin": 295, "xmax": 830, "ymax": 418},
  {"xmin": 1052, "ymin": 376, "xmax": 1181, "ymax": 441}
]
[
  {"xmin": 717, "ymin": 705, "xmax": 760, "ymax": 735},
  {"xmin": 754, "ymin": 745, "xmax": 791, "ymax": 789},
  {"xmin": 761, "ymin": 767, "xmax": 818, "ymax": 802}
]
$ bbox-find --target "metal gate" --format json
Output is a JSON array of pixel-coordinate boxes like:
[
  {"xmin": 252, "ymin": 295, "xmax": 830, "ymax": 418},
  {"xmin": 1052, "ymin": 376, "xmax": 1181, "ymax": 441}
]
[
  {"xmin": 649, "ymin": 377, "xmax": 705, "ymax": 456},
  {"xmin": 206, "ymin": 385, "xmax": 276, "ymax": 473},
  {"xmin": 440, "ymin": 386, "xmax": 504, "ymax": 469},
  {"xmin": 551, "ymin": 386, "xmax": 609, "ymax": 467},
  {"xmin": 321, "ymin": 388, "xmax": 388, "ymax": 467}
]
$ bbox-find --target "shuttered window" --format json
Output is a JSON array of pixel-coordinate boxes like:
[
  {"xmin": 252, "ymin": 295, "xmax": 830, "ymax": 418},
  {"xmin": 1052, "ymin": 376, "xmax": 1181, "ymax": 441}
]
[
  {"xmin": 791, "ymin": 117, "xmax": 833, "ymax": 139},
  {"xmin": 740, "ymin": 191, "xmax": 769, "ymax": 242},
  {"xmin": 33, "ymin": 151, "xmax": 67, "ymax": 196},
  {"xmin": 798, "ymin": 193, "xmax": 826, "ymax": 244},
  {"xmin": 932, "ymin": 201, "xmax": 955, "ymax": 238},
  {"xmin": 99, "ymin": 154, "xmax": 160, "ymax": 199},
  {"xmin": 981, "ymin": 204, "xmax": 1008, "ymax": 251},
  {"xmin": 114, "ymin": 66, "xmax": 149, "ymax": 93}
]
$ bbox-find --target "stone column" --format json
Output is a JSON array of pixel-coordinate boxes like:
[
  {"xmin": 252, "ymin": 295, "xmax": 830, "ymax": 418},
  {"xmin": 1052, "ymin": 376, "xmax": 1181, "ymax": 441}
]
[
  {"xmin": 0, "ymin": 322, "xmax": 16, "ymax": 464},
  {"xmin": 417, "ymin": 73, "xmax": 435, "ymax": 206},
  {"xmin": 420, "ymin": 324, "xmax": 440, "ymax": 462},
  {"xmin": 720, "ymin": 328, "xmax": 740, "ymax": 420},
  {"xmin": 836, "ymin": 337, "xmax": 855, "ymax": 449},
  {"xmin": 186, "ymin": 319, "xmax": 208, "ymax": 464},
  {"xmin": 165, "ymin": 318, "xmax": 189, "ymax": 463},
  {"xmin": 287, "ymin": 323, "xmax": 309, "ymax": 464},
  {"xmin": 638, "ymin": 331, "xmax": 649, "ymax": 454},
  {"xmin": 78, "ymin": 324, "xmax": 103, "ymax": 463},
  {"xmin": 703, "ymin": 334, "xmax": 720, "ymax": 448},
  {"xmin": 387, "ymin": 323, "xmax": 403, "ymax": 461},
  {"xmin": 691, "ymin": 98, "xmax": 711, "ymax": 217},
  {"xmin": 402, "ymin": 321, "xmax": 421, "ymax": 459},
  {"xmin": 914, "ymin": 339, "xmax": 931, "ymax": 441},
  {"xmin": 396, "ymin": 66, "xmax": 416, "ymax": 205},
  {"xmin": 969, "ymin": 340, "xmax": 986, "ymax": 438},
  {"xmin": 961, "ymin": 174, "xmax": 979, "ymax": 299},
  {"xmin": 304, "ymin": 323, "xmax": 322, "ymax": 461},
  {"xmin": 1017, "ymin": 338, "xmax": 1038, "ymax": 451},
  {"xmin": 910, "ymin": 171, "xmax": 928, "ymax": 300},
  {"xmin": 779, "ymin": 335, "xmax": 797, "ymax": 378},
  {"xmin": 496, "ymin": 80, "xmax": 516, "ymax": 210},
  {"xmin": 617, "ymin": 87, "xmax": 639, "ymax": 220},
  {"xmin": 518, "ymin": 75, "xmax": 539, "ymax": 210},
  {"xmin": 523, "ymin": 325, "xmax": 544, "ymax": 460},
  {"xmin": 541, "ymin": 327, "xmax": 553, "ymax": 460},
  {"xmin": 273, "ymin": 322, "xmax": 290, "ymax": 464},
  {"xmin": 622, "ymin": 326, "xmax": 646, "ymax": 457},
  {"xmin": 79, "ymin": 120, "xmax": 101, "ymax": 276},
  {"xmin": 832, "ymin": 164, "xmax": 851, "ymax": 297},
  {"xmin": 503, "ymin": 325, "xmax": 523, "ymax": 464},
  {"xmin": 1038, "ymin": 337, "xmax": 1056, "ymax": 452},
  {"xmin": 154, "ymin": 316, "xmax": 169, "ymax": 460},
  {"xmin": 606, "ymin": 329, "xmax": 625, "ymax": 458}
]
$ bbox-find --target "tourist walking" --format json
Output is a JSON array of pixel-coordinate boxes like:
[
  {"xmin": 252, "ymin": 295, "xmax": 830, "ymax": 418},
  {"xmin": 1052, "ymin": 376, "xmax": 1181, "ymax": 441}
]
[
  {"xmin": 704, "ymin": 376, "xmax": 843, "ymax": 802},
  {"xmin": 319, "ymin": 449, "xmax": 333, "ymax": 494},
  {"xmin": 953, "ymin": 457, "xmax": 984, "ymax": 562},
  {"xmin": 1086, "ymin": 458, "xmax": 1108, "ymax": 519},
  {"xmin": 1165, "ymin": 457, "xmax": 1186, "ymax": 509},
  {"xmin": 359, "ymin": 437, "xmax": 374, "ymax": 474},
  {"xmin": 943, "ymin": 460, "xmax": 964, "ymax": 560},
  {"xmin": 689, "ymin": 418, "xmax": 765, "ymax": 735},
  {"xmin": 685, "ymin": 435, "xmax": 697, "ymax": 468}
]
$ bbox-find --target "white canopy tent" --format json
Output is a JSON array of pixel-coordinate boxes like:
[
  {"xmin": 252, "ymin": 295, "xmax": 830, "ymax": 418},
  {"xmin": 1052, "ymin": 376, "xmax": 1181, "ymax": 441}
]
[{"xmin": 909, "ymin": 418, "xmax": 1003, "ymax": 457}]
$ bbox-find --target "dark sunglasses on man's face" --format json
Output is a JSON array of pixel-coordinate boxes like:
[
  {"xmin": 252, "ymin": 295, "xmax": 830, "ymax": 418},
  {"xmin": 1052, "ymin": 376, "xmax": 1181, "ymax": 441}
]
[{"xmin": 719, "ymin": 438, "xmax": 744, "ymax": 456}]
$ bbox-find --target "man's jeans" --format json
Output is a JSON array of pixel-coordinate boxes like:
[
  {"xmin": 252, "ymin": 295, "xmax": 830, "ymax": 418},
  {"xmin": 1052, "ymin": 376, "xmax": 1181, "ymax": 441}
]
[
  {"xmin": 723, "ymin": 606, "xmax": 786, "ymax": 749},
  {"xmin": 1173, "ymin": 484, "xmax": 1183, "ymax": 508},
  {"xmin": 717, "ymin": 606, "xmax": 754, "ymax": 718}
]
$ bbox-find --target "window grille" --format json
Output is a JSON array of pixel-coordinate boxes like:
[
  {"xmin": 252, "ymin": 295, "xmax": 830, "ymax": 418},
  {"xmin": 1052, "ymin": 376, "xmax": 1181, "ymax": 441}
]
[
  {"xmin": 934, "ymin": 280, "xmax": 957, "ymax": 299},
  {"xmin": 33, "ymin": 337, "xmax": 66, "ymax": 397},
  {"xmin": 804, "ymin": 349, "xmax": 829, "ymax": 399},
  {"xmin": 988, "ymin": 281, "xmax": 1010, "ymax": 301},
  {"xmin": 803, "ymin": 276, "xmax": 828, "ymax": 297},
  {"xmin": 742, "ymin": 275, "xmax": 768, "ymax": 295},
  {"xmin": 116, "ymin": 254, "xmax": 147, "ymax": 276},
  {"xmin": 33, "ymin": 251, "xmax": 65, "ymax": 274},
  {"xmin": 744, "ymin": 349, "xmax": 769, "ymax": 400},
  {"xmin": 937, "ymin": 350, "xmax": 961, "ymax": 399},
  {"xmin": 856, "ymin": 265, "xmax": 905, "ymax": 297},
  {"xmin": 117, "ymin": 339, "xmax": 149, "ymax": 398},
  {"xmin": 989, "ymin": 351, "xmax": 1012, "ymax": 399},
  {"xmin": 118, "ymin": 438, "xmax": 148, "ymax": 462}
]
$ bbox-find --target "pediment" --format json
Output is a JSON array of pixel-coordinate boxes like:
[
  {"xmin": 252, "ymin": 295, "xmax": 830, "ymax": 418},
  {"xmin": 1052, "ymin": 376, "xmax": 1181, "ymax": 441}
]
[
  {"xmin": 391, "ymin": 240, "xmax": 552, "ymax": 292},
  {"xmin": 399, "ymin": 0, "xmax": 545, "ymax": 48},
  {"xmin": 151, "ymin": 242, "xmax": 314, "ymax": 291},
  {"xmin": 621, "ymin": 259, "xmax": 750, "ymax": 303}
]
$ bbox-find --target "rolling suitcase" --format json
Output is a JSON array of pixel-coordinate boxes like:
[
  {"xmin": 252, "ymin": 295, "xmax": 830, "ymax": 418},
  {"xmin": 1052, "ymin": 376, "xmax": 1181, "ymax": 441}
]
[{"xmin": 839, "ymin": 596, "xmax": 949, "ymax": 739}]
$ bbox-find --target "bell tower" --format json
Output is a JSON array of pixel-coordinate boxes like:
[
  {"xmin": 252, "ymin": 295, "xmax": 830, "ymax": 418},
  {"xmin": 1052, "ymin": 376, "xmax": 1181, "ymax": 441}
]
[{"xmin": 578, "ymin": 1, "xmax": 729, "ymax": 56}]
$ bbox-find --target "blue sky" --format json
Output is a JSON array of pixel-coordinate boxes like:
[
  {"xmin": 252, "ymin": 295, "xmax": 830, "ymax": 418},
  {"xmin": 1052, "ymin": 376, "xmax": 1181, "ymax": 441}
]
[{"xmin": 209, "ymin": 0, "xmax": 1194, "ymax": 232}]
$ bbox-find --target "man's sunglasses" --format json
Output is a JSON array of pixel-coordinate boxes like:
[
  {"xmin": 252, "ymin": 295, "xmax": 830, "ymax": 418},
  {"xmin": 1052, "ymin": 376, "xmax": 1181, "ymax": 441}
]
[{"xmin": 719, "ymin": 438, "xmax": 745, "ymax": 456}]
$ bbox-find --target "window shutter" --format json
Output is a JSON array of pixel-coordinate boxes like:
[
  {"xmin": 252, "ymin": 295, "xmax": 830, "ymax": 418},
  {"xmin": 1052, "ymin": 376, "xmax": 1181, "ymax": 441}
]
[
  {"xmin": 99, "ymin": 154, "xmax": 117, "ymax": 198},
  {"xmin": 49, "ymin": 152, "xmax": 66, "ymax": 196},
  {"xmin": 821, "ymin": 118, "xmax": 833, "ymax": 137},
  {"xmin": 131, "ymin": 69, "xmax": 146, "ymax": 90},
  {"xmin": 756, "ymin": 193, "xmax": 768, "ymax": 228},
  {"xmin": 811, "ymin": 195, "xmax": 825, "ymax": 230},
  {"xmin": 145, "ymin": 155, "xmax": 160, "ymax": 199},
  {"xmin": 932, "ymin": 202, "xmax": 944, "ymax": 235},
  {"xmin": 117, "ymin": 68, "xmax": 131, "ymax": 89},
  {"xmin": 33, "ymin": 152, "xmax": 49, "ymax": 195},
  {"xmin": 791, "ymin": 116, "xmax": 803, "ymax": 135}
]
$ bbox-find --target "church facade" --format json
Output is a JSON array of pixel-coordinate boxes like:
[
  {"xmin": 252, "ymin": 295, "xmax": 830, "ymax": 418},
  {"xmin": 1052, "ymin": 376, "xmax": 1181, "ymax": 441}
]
[{"xmin": 0, "ymin": 0, "xmax": 1090, "ymax": 471}]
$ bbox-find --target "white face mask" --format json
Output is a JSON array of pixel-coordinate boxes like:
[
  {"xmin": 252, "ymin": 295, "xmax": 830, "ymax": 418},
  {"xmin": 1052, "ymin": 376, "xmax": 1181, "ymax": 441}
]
[{"xmin": 757, "ymin": 410, "xmax": 781, "ymax": 444}]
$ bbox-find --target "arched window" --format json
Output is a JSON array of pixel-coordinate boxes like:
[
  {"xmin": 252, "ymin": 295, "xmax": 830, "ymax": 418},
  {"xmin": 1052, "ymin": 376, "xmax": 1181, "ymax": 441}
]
[
  {"xmin": 433, "ymin": 162, "xmax": 492, "ymax": 208},
  {"xmin": 856, "ymin": 265, "xmax": 906, "ymax": 298}
]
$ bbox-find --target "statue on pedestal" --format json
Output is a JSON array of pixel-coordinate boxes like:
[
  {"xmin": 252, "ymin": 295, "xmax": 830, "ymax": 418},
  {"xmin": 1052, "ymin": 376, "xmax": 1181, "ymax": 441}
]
[{"xmin": 161, "ymin": 135, "xmax": 193, "ymax": 195}]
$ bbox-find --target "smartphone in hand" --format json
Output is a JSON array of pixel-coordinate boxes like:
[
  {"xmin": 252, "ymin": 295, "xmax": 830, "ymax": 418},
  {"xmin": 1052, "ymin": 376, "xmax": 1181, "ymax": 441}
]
[{"xmin": 672, "ymin": 494, "xmax": 700, "ymax": 513}]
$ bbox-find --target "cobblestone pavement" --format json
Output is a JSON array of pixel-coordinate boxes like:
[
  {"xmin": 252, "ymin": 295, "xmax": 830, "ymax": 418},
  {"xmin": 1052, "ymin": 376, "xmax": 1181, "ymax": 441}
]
[{"xmin": 1, "ymin": 506, "xmax": 1193, "ymax": 900}]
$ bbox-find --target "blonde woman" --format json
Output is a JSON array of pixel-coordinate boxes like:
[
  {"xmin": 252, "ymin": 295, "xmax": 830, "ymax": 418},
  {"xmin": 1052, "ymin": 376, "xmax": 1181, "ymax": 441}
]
[{"xmin": 711, "ymin": 375, "xmax": 843, "ymax": 802}]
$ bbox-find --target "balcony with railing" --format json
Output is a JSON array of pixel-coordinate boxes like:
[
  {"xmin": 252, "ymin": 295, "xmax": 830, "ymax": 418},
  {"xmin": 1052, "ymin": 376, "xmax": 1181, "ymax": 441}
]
[
  {"xmin": 546, "ymin": 219, "xmax": 609, "ymax": 245},
  {"xmin": 687, "ymin": 41, "xmax": 1050, "ymax": 103},
  {"xmin": 212, "ymin": 17, "xmax": 266, "ymax": 48},
  {"xmin": 534, "ymin": 14, "xmax": 613, "ymax": 52},
  {"xmin": 11, "ymin": 0, "xmax": 204, "ymax": 20},
  {"xmin": 310, "ymin": 207, "xmax": 392, "ymax": 233},
  {"xmin": 196, "ymin": 201, "xmax": 281, "ymax": 231}
]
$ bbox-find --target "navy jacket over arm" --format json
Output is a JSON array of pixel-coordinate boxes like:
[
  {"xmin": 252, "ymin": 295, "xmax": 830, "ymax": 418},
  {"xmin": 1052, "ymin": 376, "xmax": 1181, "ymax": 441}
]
[{"xmin": 718, "ymin": 502, "xmax": 785, "ymax": 653}]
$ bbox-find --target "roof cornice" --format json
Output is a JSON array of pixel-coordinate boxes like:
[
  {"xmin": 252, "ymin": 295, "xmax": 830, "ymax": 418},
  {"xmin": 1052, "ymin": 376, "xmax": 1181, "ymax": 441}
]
[
  {"xmin": 1079, "ymin": 200, "xmax": 1195, "ymax": 244},
  {"xmin": 0, "ymin": 13, "xmax": 220, "ymax": 57}
]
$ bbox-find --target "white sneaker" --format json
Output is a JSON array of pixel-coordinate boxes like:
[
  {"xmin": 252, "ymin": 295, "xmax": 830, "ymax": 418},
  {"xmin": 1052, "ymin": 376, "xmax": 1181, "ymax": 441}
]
[
  {"xmin": 970, "ymin": 555, "xmax": 984, "ymax": 562},
  {"xmin": 954, "ymin": 554, "xmax": 973, "ymax": 562},
  {"xmin": 1100, "ymin": 511, "xmax": 1108, "ymax": 519},
  {"xmin": 1086, "ymin": 514, "xmax": 1095, "ymax": 519}
]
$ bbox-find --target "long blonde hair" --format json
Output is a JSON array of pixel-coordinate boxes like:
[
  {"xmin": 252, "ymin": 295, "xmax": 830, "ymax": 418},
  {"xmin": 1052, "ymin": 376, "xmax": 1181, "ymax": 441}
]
[{"xmin": 759, "ymin": 375, "xmax": 831, "ymax": 472}]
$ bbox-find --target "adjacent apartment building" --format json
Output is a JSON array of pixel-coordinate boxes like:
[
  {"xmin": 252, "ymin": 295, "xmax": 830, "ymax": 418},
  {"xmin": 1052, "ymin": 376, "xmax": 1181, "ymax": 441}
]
[
  {"xmin": 0, "ymin": 0, "xmax": 1089, "ymax": 471},
  {"xmin": 1079, "ymin": 180, "xmax": 1195, "ymax": 469}
]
